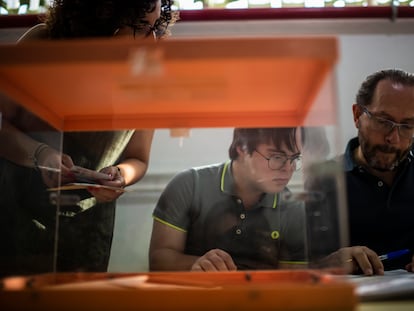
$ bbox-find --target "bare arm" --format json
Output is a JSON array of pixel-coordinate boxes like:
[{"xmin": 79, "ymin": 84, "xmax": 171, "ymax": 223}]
[
  {"xmin": 149, "ymin": 220, "xmax": 237, "ymax": 271},
  {"xmin": 149, "ymin": 219, "xmax": 198, "ymax": 271},
  {"xmin": 0, "ymin": 118, "xmax": 43, "ymax": 167},
  {"xmin": 0, "ymin": 94, "xmax": 74, "ymax": 186},
  {"xmin": 90, "ymin": 129, "xmax": 154, "ymax": 202},
  {"xmin": 0, "ymin": 94, "xmax": 39, "ymax": 167},
  {"xmin": 117, "ymin": 129, "xmax": 154, "ymax": 186}
]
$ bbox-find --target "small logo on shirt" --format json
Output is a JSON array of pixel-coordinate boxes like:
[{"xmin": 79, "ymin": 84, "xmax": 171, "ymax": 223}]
[{"xmin": 271, "ymin": 230, "xmax": 280, "ymax": 240}]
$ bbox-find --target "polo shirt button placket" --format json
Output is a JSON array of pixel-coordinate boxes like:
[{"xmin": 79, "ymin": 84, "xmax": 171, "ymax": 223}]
[{"xmin": 235, "ymin": 198, "xmax": 244, "ymax": 236}]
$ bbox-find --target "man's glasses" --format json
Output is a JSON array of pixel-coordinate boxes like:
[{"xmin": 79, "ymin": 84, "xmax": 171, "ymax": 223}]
[
  {"xmin": 254, "ymin": 150, "xmax": 302, "ymax": 171},
  {"xmin": 359, "ymin": 105, "xmax": 414, "ymax": 139}
]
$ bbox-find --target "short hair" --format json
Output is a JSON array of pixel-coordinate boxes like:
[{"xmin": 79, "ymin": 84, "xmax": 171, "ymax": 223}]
[
  {"xmin": 228, "ymin": 127, "xmax": 301, "ymax": 160},
  {"xmin": 356, "ymin": 68, "xmax": 414, "ymax": 107}
]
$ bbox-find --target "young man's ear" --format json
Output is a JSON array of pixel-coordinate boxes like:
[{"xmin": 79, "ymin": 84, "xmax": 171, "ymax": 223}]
[{"xmin": 236, "ymin": 145, "xmax": 248, "ymax": 157}]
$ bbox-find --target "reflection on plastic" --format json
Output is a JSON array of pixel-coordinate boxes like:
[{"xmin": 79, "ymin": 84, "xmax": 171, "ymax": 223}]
[
  {"xmin": 281, "ymin": 191, "xmax": 325, "ymax": 203},
  {"xmin": 170, "ymin": 128, "xmax": 191, "ymax": 148},
  {"xmin": 49, "ymin": 192, "xmax": 81, "ymax": 206}
]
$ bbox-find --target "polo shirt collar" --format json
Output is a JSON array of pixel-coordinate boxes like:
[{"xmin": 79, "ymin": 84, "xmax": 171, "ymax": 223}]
[{"xmin": 220, "ymin": 161, "xmax": 278, "ymax": 209}]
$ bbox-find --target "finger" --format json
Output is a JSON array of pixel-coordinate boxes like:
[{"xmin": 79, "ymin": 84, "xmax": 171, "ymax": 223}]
[
  {"xmin": 100, "ymin": 166, "xmax": 119, "ymax": 179},
  {"xmin": 216, "ymin": 250, "xmax": 237, "ymax": 271},
  {"xmin": 366, "ymin": 250, "xmax": 384, "ymax": 275},
  {"xmin": 205, "ymin": 249, "xmax": 237, "ymax": 271},
  {"xmin": 102, "ymin": 178, "xmax": 125, "ymax": 188},
  {"xmin": 198, "ymin": 259, "xmax": 218, "ymax": 272},
  {"xmin": 191, "ymin": 263, "xmax": 203, "ymax": 271},
  {"xmin": 61, "ymin": 154, "xmax": 74, "ymax": 167},
  {"xmin": 344, "ymin": 257, "xmax": 356, "ymax": 274},
  {"xmin": 353, "ymin": 248, "xmax": 374, "ymax": 276},
  {"xmin": 208, "ymin": 255, "xmax": 230, "ymax": 271}
]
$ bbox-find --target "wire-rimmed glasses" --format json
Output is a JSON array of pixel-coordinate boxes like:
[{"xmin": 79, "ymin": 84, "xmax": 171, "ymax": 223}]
[
  {"xmin": 359, "ymin": 105, "xmax": 414, "ymax": 139},
  {"xmin": 254, "ymin": 150, "xmax": 302, "ymax": 171}
]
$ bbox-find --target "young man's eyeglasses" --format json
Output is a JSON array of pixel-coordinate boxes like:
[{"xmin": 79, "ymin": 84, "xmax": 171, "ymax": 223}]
[
  {"xmin": 254, "ymin": 150, "xmax": 302, "ymax": 171},
  {"xmin": 359, "ymin": 104, "xmax": 414, "ymax": 139}
]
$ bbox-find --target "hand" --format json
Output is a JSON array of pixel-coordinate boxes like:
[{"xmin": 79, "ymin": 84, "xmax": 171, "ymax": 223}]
[
  {"xmin": 405, "ymin": 255, "xmax": 414, "ymax": 273},
  {"xmin": 36, "ymin": 146, "xmax": 74, "ymax": 187},
  {"xmin": 99, "ymin": 166, "xmax": 125, "ymax": 188},
  {"xmin": 87, "ymin": 166, "xmax": 125, "ymax": 203},
  {"xmin": 333, "ymin": 246, "xmax": 384, "ymax": 276},
  {"xmin": 191, "ymin": 249, "xmax": 237, "ymax": 272}
]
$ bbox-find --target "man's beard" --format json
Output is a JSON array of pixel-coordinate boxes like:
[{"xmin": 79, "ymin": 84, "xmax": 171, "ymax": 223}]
[{"xmin": 359, "ymin": 132, "xmax": 411, "ymax": 172}]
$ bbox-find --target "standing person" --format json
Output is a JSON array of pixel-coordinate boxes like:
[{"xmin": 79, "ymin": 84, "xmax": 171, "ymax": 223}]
[
  {"xmin": 343, "ymin": 68, "xmax": 414, "ymax": 273},
  {"xmin": 149, "ymin": 127, "xmax": 307, "ymax": 271},
  {"xmin": 0, "ymin": 0, "xmax": 178, "ymax": 276}
]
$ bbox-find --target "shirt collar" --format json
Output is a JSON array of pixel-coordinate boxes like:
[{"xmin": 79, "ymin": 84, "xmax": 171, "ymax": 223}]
[
  {"xmin": 220, "ymin": 161, "xmax": 278, "ymax": 209},
  {"xmin": 344, "ymin": 137, "xmax": 359, "ymax": 172}
]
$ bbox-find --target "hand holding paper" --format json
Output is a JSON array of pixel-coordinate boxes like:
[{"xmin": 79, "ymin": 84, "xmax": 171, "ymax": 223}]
[
  {"xmin": 70, "ymin": 165, "xmax": 112, "ymax": 183},
  {"xmin": 48, "ymin": 165, "xmax": 127, "ymax": 196}
]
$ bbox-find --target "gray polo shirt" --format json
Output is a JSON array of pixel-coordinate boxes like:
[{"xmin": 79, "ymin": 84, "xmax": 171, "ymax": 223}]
[{"xmin": 153, "ymin": 161, "xmax": 307, "ymax": 270}]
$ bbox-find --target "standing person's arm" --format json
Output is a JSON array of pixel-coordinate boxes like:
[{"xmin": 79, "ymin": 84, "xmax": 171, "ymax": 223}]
[
  {"xmin": 0, "ymin": 94, "xmax": 74, "ymax": 187},
  {"xmin": 88, "ymin": 130, "xmax": 154, "ymax": 202},
  {"xmin": 117, "ymin": 129, "xmax": 154, "ymax": 186}
]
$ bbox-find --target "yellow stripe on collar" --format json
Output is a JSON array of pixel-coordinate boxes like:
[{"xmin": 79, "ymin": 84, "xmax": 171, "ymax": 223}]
[{"xmin": 220, "ymin": 161, "xmax": 231, "ymax": 192}]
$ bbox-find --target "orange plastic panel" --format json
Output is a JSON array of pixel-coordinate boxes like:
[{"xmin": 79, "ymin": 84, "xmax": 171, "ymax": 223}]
[{"xmin": 0, "ymin": 36, "xmax": 337, "ymax": 131}]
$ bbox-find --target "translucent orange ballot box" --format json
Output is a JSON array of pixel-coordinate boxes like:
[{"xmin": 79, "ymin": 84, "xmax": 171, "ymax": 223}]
[
  {"xmin": 0, "ymin": 270, "xmax": 356, "ymax": 311},
  {"xmin": 0, "ymin": 36, "xmax": 337, "ymax": 131},
  {"xmin": 0, "ymin": 37, "xmax": 353, "ymax": 311}
]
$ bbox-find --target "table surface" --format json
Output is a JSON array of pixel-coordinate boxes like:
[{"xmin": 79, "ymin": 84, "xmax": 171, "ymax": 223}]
[{"xmin": 358, "ymin": 300, "xmax": 414, "ymax": 311}]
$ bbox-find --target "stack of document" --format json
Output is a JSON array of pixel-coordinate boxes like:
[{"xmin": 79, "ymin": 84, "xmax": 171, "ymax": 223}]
[{"xmin": 346, "ymin": 269, "xmax": 414, "ymax": 301}]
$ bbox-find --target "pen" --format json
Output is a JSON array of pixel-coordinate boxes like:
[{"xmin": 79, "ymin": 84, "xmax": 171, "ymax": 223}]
[{"xmin": 378, "ymin": 249, "xmax": 410, "ymax": 261}]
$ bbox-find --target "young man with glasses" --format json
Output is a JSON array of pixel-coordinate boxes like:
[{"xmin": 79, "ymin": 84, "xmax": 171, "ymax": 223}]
[
  {"xmin": 149, "ymin": 127, "xmax": 307, "ymax": 271},
  {"xmin": 322, "ymin": 69, "xmax": 414, "ymax": 275}
]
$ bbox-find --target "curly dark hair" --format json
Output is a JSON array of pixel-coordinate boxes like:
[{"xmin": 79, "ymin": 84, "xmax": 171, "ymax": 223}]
[
  {"xmin": 44, "ymin": 0, "xmax": 177, "ymax": 39},
  {"xmin": 356, "ymin": 68, "xmax": 414, "ymax": 108}
]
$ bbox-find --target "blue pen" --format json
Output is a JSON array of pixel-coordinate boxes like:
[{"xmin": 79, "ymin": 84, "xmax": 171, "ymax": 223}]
[{"xmin": 378, "ymin": 249, "xmax": 410, "ymax": 261}]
